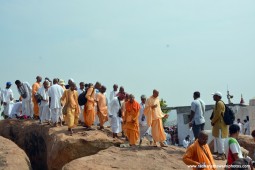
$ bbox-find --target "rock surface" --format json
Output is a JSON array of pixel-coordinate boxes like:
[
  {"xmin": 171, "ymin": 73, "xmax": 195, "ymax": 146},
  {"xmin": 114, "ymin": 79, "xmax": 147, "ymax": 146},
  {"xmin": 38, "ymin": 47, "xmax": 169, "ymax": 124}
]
[
  {"xmin": 0, "ymin": 119, "xmax": 122, "ymax": 170},
  {"xmin": 0, "ymin": 119, "xmax": 227, "ymax": 170},
  {"xmin": 63, "ymin": 145, "xmax": 187, "ymax": 170},
  {"xmin": 0, "ymin": 136, "xmax": 32, "ymax": 170}
]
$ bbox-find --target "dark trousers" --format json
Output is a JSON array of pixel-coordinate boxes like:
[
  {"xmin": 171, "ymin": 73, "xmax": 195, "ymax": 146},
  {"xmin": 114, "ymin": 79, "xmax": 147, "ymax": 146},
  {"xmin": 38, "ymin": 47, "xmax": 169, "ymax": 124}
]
[{"xmin": 192, "ymin": 123, "xmax": 205, "ymax": 139}]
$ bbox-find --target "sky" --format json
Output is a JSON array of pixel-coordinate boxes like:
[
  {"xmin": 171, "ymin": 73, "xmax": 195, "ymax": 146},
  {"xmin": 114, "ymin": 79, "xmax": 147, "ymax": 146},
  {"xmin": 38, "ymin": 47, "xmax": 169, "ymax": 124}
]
[{"xmin": 0, "ymin": 0, "xmax": 255, "ymax": 107}]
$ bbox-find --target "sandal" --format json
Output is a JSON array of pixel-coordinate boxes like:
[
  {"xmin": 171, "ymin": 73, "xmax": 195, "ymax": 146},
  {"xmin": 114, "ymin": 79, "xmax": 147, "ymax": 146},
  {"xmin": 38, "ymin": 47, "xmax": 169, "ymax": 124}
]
[{"xmin": 215, "ymin": 154, "xmax": 226, "ymax": 160}]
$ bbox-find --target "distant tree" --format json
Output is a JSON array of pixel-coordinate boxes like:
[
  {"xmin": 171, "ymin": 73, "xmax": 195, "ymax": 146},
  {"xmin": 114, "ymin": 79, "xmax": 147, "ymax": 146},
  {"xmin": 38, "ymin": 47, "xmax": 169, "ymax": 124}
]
[{"xmin": 160, "ymin": 98, "xmax": 171, "ymax": 124}]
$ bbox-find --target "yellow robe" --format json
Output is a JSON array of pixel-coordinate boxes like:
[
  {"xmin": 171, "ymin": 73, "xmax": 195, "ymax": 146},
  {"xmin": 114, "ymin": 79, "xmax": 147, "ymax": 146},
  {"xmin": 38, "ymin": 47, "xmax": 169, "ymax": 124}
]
[
  {"xmin": 212, "ymin": 101, "xmax": 228, "ymax": 138},
  {"xmin": 96, "ymin": 93, "xmax": 108, "ymax": 127},
  {"xmin": 32, "ymin": 82, "xmax": 41, "ymax": 117},
  {"xmin": 83, "ymin": 87, "xmax": 95, "ymax": 127},
  {"xmin": 183, "ymin": 140, "xmax": 216, "ymax": 170},
  {"xmin": 124, "ymin": 100, "xmax": 140, "ymax": 145},
  {"xmin": 61, "ymin": 89, "xmax": 80, "ymax": 128},
  {"xmin": 144, "ymin": 96, "xmax": 166, "ymax": 142}
]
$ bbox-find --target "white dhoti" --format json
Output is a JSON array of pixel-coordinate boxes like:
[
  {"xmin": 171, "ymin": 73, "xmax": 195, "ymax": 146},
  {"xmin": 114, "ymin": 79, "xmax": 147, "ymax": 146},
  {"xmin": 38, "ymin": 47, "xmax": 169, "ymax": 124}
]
[
  {"xmin": 51, "ymin": 108, "xmax": 61, "ymax": 123},
  {"xmin": 214, "ymin": 129, "xmax": 225, "ymax": 154},
  {"xmin": 39, "ymin": 105, "xmax": 50, "ymax": 122},
  {"xmin": 3, "ymin": 103, "xmax": 14, "ymax": 118},
  {"xmin": 22, "ymin": 100, "xmax": 34, "ymax": 117},
  {"xmin": 140, "ymin": 125, "xmax": 153, "ymax": 141},
  {"xmin": 79, "ymin": 106, "xmax": 84, "ymax": 122},
  {"xmin": 111, "ymin": 116, "xmax": 122, "ymax": 133}
]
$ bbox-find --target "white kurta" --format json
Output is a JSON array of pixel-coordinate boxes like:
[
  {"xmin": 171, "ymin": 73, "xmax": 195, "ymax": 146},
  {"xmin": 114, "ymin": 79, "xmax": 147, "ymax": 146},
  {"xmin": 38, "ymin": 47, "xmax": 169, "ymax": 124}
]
[
  {"xmin": 18, "ymin": 82, "xmax": 33, "ymax": 117},
  {"xmin": 109, "ymin": 91, "xmax": 118, "ymax": 102},
  {"xmin": 48, "ymin": 84, "xmax": 64, "ymax": 123},
  {"xmin": 1, "ymin": 88, "xmax": 14, "ymax": 117},
  {"xmin": 38, "ymin": 87, "xmax": 50, "ymax": 122},
  {"xmin": 108, "ymin": 97, "xmax": 122, "ymax": 133}
]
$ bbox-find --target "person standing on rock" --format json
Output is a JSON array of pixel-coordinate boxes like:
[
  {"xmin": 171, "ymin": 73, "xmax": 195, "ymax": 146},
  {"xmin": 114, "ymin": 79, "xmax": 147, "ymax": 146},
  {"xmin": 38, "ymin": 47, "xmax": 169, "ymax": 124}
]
[
  {"xmin": 32, "ymin": 76, "xmax": 42, "ymax": 120},
  {"xmin": 189, "ymin": 91, "xmax": 206, "ymax": 140},
  {"xmin": 48, "ymin": 78, "xmax": 64, "ymax": 127},
  {"xmin": 183, "ymin": 131, "xmax": 216, "ymax": 170},
  {"xmin": 211, "ymin": 91, "xmax": 228, "ymax": 160},
  {"xmin": 15, "ymin": 80, "xmax": 33, "ymax": 119},
  {"xmin": 139, "ymin": 95, "xmax": 153, "ymax": 145},
  {"xmin": 123, "ymin": 94, "xmax": 140, "ymax": 147},
  {"xmin": 37, "ymin": 80, "xmax": 50, "ymax": 124},
  {"xmin": 77, "ymin": 82, "xmax": 85, "ymax": 125},
  {"xmin": 83, "ymin": 84, "xmax": 96, "ymax": 130},
  {"xmin": 1, "ymin": 82, "xmax": 14, "ymax": 119},
  {"xmin": 108, "ymin": 93, "xmax": 125, "ymax": 138},
  {"xmin": 144, "ymin": 89, "xmax": 168, "ymax": 147},
  {"xmin": 61, "ymin": 82, "xmax": 80, "ymax": 135},
  {"xmin": 96, "ymin": 85, "xmax": 108, "ymax": 130}
]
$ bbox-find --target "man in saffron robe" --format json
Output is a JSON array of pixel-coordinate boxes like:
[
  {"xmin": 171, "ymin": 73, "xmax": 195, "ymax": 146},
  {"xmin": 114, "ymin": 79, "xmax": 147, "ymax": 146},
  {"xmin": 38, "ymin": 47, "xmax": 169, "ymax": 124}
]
[
  {"xmin": 83, "ymin": 84, "xmax": 95, "ymax": 130},
  {"xmin": 32, "ymin": 76, "xmax": 42, "ymax": 119},
  {"xmin": 96, "ymin": 85, "xmax": 108, "ymax": 130},
  {"xmin": 124, "ymin": 94, "xmax": 140, "ymax": 146},
  {"xmin": 144, "ymin": 89, "xmax": 168, "ymax": 147},
  {"xmin": 61, "ymin": 82, "xmax": 80, "ymax": 135},
  {"xmin": 183, "ymin": 131, "xmax": 216, "ymax": 170}
]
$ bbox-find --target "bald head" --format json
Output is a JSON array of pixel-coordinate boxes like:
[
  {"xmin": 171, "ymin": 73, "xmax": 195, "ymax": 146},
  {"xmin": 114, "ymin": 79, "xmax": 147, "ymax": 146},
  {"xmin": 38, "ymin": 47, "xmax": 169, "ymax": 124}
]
[{"xmin": 198, "ymin": 131, "xmax": 208, "ymax": 145}]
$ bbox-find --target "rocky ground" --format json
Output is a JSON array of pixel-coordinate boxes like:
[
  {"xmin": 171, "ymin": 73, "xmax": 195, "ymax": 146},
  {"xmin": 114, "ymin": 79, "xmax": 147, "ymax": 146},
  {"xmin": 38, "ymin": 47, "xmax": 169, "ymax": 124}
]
[
  {"xmin": 0, "ymin": 119, "xmax": 252, "ymax": 170},
  {"xmin": 0, "ymin": 136, "xmax": 31, "ymax": 170}
]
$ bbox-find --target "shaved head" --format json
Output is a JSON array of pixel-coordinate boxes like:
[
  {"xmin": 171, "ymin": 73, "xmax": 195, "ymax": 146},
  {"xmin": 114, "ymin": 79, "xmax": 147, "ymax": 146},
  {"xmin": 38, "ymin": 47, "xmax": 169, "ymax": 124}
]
[{"xmin": 198, "ymin": 131, "xmax": 208, "ymax": 145}]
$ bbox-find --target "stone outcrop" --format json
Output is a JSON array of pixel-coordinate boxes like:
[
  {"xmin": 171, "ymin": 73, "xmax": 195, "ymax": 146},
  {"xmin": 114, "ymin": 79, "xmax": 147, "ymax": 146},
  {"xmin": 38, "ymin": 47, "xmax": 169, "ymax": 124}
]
[
  {"xmin": 0, "ymin": 119, "xmax": 123, "ymax": 170},
  {"xmin": 0, "ymin": 136, "xmax": 32, "ymax": 170},
  {"xmin": 63, "ymin": 145, "xmax": 188, "ymax": 170}
]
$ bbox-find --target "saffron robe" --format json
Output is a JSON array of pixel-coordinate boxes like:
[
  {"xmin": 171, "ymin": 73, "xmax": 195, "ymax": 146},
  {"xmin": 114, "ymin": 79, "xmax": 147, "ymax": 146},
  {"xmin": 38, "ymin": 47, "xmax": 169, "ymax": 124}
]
[
  {"xmin": 124, "ymin": 100, "xmax": 140, "ymax": 145},
  {"xmin": 83, "ymin": 87, "xmax": 95, "ymax": 127},
  {"xmin": 144, "ymin": 96, "xmax": 166, "ymax": 142},
  {"xmin": 96, "ymin": 92, "xmax": 108, "ymax": 127},
  {"xmin": 183, "ymin": 140, "xmax": 216, "ymax": 170}
]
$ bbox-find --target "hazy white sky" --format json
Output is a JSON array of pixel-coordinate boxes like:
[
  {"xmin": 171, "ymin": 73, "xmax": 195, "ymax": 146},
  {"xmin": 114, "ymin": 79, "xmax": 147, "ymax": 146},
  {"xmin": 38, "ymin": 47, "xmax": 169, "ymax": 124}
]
[{"xmin": 1, "ymin": 0, "xmax": 254, "ymax": 107}]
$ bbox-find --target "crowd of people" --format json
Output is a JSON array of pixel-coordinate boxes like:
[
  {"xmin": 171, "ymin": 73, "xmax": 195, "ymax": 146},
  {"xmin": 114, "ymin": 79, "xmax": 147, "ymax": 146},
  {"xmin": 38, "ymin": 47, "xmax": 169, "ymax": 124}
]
[
  {"xmin": 183, "ymin": 91, "xmax": 255, "ymax": 169},
  {"xmin": 0, "ymin": 76, "xmax": 170, "ymax": 148},
  {"xmin": 1, "ymin": 77, "xmax": 255, "ymax": 169}
]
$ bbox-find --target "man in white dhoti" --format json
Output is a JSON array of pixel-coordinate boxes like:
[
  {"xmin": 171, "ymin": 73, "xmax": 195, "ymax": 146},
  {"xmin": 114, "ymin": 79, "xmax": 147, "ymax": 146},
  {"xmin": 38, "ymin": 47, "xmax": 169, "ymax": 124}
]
[
  {"xmin": 77, "ymin": 82, "xmax": 85, "ymax": 124},
  {"xmin": 48, "ymin": 78, "xmax": 64, "ymax": 126},
  {"xmin": 15, "ymin": 80, "xmax": 33, "ymax": 118},
  {"xmin": 38, "ymin": 81, "xmax": 50, "ymax": 124},
  {"xmin": 1, "ymin": 82, "xmax": 14, "ymax": 119},
  {"xmin": 108, "ymin": 93, "xmax": 125, "ymax": 138},
  {"xmin": 139, "ymin": 95, "xmax": 153, "ymax": 145}
]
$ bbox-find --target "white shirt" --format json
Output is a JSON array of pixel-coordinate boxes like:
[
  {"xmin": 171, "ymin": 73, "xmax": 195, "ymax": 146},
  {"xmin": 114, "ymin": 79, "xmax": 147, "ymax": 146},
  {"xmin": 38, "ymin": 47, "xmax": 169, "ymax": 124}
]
[
  {"xmin": 1, "ymin": 88, "xmax": 13, "ymax": 103},
  {"xmin": 108, "ymin": 97, "xmax": 122, "ymax": 117},
  {"xmin": 224, "ymin": 137, "xmax": 243, "ymax": 160},
  {"xmin": 38, "ymin": 86, "xmax": 49, "ymax": 107},
  {"xmin": 18, "ymin": 82, "xmax": 32, "ymax": 101},
  {"xmin": 48, "ymin": 84, "xmax": 64, "ymax": 109},
  {"xmin": 77, "ymin": 88, "xmax": 85, "ymax": 95},
  {"xmin": 139, "ymin": 102, "xmax": 147, "ymax": 126},
  {"xmin": 183, "ymin": 139, "xmax": 190, "ymax": 148},
  {"xmin": 191, "ymin": 98, "xmax": 205, "ymax": 125},
  {"xmin": 109, "ymin": 90, "xmax": 118, "ymax": 102},
  {"xmin": 244, "ymin": 121, "xmax": 250, "ymax": 135}
]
